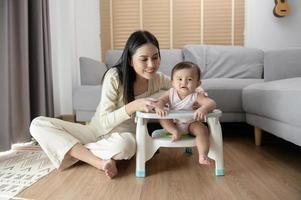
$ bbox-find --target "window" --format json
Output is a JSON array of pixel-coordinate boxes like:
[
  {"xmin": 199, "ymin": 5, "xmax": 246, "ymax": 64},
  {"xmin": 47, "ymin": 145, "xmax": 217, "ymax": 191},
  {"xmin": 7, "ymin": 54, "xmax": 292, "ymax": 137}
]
[{"xmin": 100, "ymin": 0, "xmax": 244, "ymax": 59}]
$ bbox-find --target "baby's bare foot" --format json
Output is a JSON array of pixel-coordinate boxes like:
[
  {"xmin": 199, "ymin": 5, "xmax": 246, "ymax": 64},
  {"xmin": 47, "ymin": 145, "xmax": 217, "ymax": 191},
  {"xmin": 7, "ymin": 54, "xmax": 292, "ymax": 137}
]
[
  {"xmin": 100, "ymin": 159, "xmax": 118, "ymax": 179},
  {"xmin": 171, "ymin": 132, "xmax": 181, "ymax": 142},
  {"xmin": 199, "ymin": 155, "xmax": 214, "ymax": 166}
]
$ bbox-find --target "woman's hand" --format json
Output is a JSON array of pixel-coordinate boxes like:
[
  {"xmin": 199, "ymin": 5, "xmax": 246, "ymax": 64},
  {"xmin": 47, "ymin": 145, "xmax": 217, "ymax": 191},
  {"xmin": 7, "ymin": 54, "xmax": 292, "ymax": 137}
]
[{"xmin": 125, "ymin": 98, "xmax": 158, "ymax": 116}]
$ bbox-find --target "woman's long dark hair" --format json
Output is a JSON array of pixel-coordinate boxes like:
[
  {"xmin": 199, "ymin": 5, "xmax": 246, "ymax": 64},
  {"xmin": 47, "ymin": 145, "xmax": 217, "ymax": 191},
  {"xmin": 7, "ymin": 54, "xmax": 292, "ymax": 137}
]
[{"xmin": 103, "ymin": 30, "xmax": 160, "ymax": 104}]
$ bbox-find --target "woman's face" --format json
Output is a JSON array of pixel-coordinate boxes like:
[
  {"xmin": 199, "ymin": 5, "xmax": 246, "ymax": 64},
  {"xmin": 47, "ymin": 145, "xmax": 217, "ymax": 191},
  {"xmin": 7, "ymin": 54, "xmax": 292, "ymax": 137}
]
[{"xmin": 130, "ymin": 43, "xmax": 160, "ymax": 80}]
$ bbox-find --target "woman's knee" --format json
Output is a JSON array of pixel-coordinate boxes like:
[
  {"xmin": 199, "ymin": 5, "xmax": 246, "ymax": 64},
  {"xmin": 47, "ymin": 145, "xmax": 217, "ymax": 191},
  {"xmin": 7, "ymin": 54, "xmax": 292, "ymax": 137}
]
[
  {"xmin": 29, "ymin": 116, "xmax": 49, "ymax": 137},
  {"xmin": 113, "ymin": 132, "xmax": 136, "ymax": 160}
]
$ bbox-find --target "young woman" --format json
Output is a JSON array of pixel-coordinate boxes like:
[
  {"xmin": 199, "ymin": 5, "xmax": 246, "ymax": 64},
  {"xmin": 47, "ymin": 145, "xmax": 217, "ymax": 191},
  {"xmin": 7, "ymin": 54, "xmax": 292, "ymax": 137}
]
[{"xmin": 30, "ymin": 30, "xmax": 171, "ymax": 179}]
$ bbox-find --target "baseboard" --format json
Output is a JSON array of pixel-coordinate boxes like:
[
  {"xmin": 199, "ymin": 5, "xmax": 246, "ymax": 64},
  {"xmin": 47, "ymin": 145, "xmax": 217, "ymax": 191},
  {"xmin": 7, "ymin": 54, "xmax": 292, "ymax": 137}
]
[
  {"xmin": 56, "ymin": 114, "xmax": 75, "ymax": 122},
  {"xmin": 11, "ymin": 141, "xmax": 41, "ymax": 151}
]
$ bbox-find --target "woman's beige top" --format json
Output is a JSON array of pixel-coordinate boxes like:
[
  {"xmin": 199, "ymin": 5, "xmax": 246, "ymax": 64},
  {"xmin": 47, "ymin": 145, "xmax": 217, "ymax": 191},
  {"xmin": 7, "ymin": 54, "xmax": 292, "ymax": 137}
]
[{"xmin": 88, "ymin": 68, "xmax": 171, "ymax": 138}]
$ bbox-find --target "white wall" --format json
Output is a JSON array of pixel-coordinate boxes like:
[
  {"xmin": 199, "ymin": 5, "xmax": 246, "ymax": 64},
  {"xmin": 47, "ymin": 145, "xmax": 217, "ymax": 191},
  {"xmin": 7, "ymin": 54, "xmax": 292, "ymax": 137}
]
[
  {"xmin": 74, "ymin": 0, "xmax": 101, "ymax": 61},
  {"xmin": 49, "ymin": 0, "xmax": 100, "ymax": 116},
  {"xmin": 245, "ymin": 0, "xmax": 301, "ymax": 50}
]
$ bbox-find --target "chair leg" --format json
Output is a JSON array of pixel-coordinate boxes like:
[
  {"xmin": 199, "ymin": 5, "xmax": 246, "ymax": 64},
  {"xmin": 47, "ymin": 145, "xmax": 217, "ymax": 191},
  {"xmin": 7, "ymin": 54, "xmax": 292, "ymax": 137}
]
[
  {"xmin": 136, "ymin": 153, "xmax": 146, "ymax": 177},
  {"xmin": 214, "ymin": 131, "xmax": 224, "ymax": 176},
  {"xmin": 208, "ymin": 117, "xmax": 224, "ymax": 176},
  {"xmin": 136, "ymin": 118, "xmax": 146, "ymax": 177}
]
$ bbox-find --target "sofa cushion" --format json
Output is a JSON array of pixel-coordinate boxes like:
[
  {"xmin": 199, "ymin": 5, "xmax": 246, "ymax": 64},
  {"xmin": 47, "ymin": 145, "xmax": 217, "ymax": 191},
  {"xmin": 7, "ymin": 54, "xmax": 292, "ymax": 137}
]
[
  {"xmin": 73, "ymin": 85, "xmax": 101, "ymax": 111},
  {"xmin": 242, "ymin": 77, "xmax": 301, "ymax": 128},
  {"xmin": 202, "ymin": 78, "xmax": 264, "ymax": 112},
  {"xmin": 159, "ymin": 49, "xmax": 183, "ymax": 76},
  {"xmin": 106, "ymin": 49, "xmax": 183, "ymax": 76},
  {"xmin": 105, "ymin": 50, "xmax": 122, "ymax": 67},
  {"xmin": 264, "ymin": 48, "xmax": 301, "ymax": 82},
  {"xmin": 183, "ymin": 45, "xmax": 264, "ymax": 79},
  {"xmin": 79, "ymin": 57, "xmax": 107, "ymax": 85}
]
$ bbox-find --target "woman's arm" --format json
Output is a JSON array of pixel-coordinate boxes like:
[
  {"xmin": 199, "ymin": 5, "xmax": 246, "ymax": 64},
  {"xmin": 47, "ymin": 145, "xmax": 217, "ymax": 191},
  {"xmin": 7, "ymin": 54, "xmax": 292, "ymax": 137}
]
[
  {"xmin": 125, "ymin": 98, "xmax": 159, "ymax": 116},
  {"xmin": 99, "ymin": 69, "xmax": 159, "ymax": 119},
  {"xmin": 95, "ymin": 69, "xmax": 131, "ymax": 130}
]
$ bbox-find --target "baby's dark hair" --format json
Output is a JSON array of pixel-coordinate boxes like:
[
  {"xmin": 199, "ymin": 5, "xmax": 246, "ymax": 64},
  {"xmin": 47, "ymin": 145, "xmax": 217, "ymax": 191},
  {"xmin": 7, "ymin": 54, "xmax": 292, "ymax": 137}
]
[{"xmin": 171, "ymin": 61, "xmax": 201, "ymax": 81}]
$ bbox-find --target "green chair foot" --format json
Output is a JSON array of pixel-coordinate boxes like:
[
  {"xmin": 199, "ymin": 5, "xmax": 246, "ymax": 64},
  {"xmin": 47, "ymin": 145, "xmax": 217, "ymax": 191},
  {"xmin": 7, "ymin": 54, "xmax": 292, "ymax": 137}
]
[
  {"xmin": 215, "ymin": 169, "xmax": 224, "ymax": 176},
  {"xmin": 136, "ymin": 170, "xmax": 146, "ymax": 177}
]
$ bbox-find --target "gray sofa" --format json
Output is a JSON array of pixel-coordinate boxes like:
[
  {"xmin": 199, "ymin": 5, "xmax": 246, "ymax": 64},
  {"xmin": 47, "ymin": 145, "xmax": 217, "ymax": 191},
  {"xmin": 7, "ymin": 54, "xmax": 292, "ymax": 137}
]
[
  {"xmin": 242, "ymin": 49, "xmax": 301, "ymax": 147},
  {"xmin": 72, "ymin": 45, "xmax": 301, "ymax": 147},
  {"xmin": 183, "ymin": 45, "xmax": 264, "ymax": 122}
]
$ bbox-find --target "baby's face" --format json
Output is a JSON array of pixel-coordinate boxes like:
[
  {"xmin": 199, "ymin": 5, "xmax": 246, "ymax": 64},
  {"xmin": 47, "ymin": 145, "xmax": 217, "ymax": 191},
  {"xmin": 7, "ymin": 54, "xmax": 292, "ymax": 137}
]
[{"xmin": 172, "ymin": 68, "xmax": 200, "ymax": 98}]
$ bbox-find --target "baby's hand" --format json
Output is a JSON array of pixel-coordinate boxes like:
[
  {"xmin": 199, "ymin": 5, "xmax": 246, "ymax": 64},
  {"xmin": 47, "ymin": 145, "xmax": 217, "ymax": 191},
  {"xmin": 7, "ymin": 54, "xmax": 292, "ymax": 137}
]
[
  {"xmin": 193, "ymin": 107, "xmax": 208, "ymax": 122},
  {"xmin": 155, "ymin": 107, "xmax": 167, "ymax": 117},
  {"xmin": 153, "ymin": 99, "xmax": 168, "ymax": 117}
]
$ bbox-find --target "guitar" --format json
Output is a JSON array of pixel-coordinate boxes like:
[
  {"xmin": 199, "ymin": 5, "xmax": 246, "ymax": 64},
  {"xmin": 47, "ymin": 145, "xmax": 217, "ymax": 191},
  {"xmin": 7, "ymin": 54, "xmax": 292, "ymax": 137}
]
[{"xmin": 273, "ymin": 0, "xmax": 290, "ymax": 17}]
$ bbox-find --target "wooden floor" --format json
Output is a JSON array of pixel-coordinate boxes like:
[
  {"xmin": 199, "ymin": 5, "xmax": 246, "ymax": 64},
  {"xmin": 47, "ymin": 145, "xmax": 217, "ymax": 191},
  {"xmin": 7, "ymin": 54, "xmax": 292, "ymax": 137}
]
[{"xmin": 18, "ymin": 124, "xmax": 301, "ymax": 200}]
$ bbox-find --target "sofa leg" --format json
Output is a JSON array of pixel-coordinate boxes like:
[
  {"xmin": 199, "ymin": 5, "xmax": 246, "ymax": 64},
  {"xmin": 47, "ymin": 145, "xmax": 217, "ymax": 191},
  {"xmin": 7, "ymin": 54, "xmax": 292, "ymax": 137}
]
[{"xmin": 254, "ymin": 127, "xmax": 262, "ymax": 146}]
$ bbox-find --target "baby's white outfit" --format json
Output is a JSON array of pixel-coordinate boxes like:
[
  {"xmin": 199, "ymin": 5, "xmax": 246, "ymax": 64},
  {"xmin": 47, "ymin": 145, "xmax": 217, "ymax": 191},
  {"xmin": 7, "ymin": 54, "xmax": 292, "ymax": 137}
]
[{"xmin": 168, "ymin": 88, "xmax": 198, "ymax": 133}]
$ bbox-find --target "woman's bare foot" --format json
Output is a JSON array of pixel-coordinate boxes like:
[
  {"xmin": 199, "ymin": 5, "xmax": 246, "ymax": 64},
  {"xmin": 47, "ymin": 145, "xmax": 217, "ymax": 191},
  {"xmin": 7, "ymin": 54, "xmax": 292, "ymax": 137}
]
[
  {"xmin": 199, "ymin": 155, "xmax": 214, "ymax": 166},
  {"xmin": 99, "ymin": 159, "xmax": 118, "ymax": 179}
]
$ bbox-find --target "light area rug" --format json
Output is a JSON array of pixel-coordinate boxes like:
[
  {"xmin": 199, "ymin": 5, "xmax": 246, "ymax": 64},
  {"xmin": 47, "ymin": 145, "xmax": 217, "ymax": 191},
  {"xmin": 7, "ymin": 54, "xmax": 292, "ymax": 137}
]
[{"xmin": 0, "ymin": 150, "xmax": 55, "ymax": 200}]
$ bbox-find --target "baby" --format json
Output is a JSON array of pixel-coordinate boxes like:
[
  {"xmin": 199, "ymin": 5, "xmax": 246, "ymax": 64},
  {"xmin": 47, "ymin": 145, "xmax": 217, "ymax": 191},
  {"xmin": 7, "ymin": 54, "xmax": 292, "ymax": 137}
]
[{"xmin": 154, "ymin": 61, "xmax": 216, "ymax": 165}]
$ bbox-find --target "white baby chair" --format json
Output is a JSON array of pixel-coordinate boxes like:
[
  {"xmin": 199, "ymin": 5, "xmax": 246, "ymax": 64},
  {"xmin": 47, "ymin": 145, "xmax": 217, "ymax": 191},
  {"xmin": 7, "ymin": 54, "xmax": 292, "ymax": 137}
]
[{"xmin": 135, "ymin": 109, "xmax": 224, "ymax": 177}]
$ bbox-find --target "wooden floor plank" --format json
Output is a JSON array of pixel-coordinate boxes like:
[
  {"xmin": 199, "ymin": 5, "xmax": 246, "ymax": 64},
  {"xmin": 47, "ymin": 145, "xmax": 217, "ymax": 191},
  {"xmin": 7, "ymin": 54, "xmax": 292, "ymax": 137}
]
[{"xmin": 17, "ymin": 129, "xmax": 301, "ymax": 200}]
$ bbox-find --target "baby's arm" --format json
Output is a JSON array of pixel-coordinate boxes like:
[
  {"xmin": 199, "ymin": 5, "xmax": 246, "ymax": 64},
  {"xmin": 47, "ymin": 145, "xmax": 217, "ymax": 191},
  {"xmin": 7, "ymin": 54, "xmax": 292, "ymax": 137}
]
[
  {"xmin": 194, "ymin": 93, "xmax": 216, "ymax": 121},
  {"xmin": 154, "ymin": 90, "xmax": 170, "ymax": 117},
  {"xmin": 154, "ymin": 91, "xmax": 181, "ymax": 141},
  {"xmin": 196, "ymin": 86, "xmax": 208, "ymax": 97}
]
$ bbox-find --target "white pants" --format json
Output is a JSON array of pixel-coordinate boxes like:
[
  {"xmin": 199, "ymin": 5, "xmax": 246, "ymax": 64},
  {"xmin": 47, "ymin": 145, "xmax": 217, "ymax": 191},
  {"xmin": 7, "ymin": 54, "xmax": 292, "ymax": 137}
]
[{"xmin": 30, "ymin": 116, "xmax": 136, "ymax": 170}]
